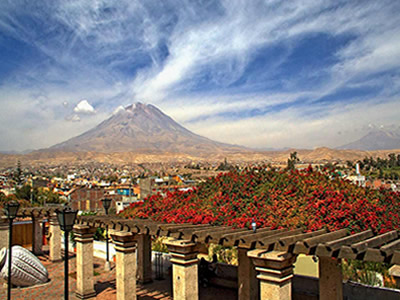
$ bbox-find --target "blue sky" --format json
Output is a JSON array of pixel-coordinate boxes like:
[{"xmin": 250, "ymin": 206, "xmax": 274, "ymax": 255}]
[{"xmin": 0, "ymin": 0, "xmax": 400, "ymax": 151}]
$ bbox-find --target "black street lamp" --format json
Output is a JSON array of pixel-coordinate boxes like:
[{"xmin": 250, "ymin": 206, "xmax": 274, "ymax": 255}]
[
  {"xmin": 4, "ymin": 201, "xmax": 20, "ymax": 300},
  {"xmin": 56, "ymin": 206, "xmax": 78, "ymax": 300},
  {"xmin": 101, "ymin": 198, "xmax": 112, "ymax": 270}
]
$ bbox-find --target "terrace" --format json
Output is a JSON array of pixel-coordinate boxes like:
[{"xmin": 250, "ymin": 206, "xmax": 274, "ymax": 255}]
[{"xmin": 1, "ymin": 207, "xmax": 400, "ymax": 299}]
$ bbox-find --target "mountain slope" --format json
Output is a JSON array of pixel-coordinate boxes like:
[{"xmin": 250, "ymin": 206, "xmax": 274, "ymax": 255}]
[
  {"xmin": 48, "ymin": 102, "xmax": 244, "ymax": 154},
  {"xmin": 339, "ymin": 128, "xmax": 400, "ymax": 150}
]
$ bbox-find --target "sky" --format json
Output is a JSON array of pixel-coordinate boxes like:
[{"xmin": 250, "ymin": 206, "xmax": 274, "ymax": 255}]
[{"xmin": 0, "ymin": 0, "xmax": 400, "ymax": 152}]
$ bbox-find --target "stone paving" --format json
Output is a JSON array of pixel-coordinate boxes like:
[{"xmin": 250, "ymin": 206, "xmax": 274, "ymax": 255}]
[{"xmin": 0, "ymin": 250, "xmax": 237, "ymax": 299}]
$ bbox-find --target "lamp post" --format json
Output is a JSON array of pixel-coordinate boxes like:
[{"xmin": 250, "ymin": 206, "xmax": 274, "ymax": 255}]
[
  {"xmin": 4, "ymin": 201, "xmax": 20, "ymax": 300},
  {"xmin": 251, "ymin": 218, "xmax": 257, "ymax": 233},
  {"xmin": 56, "ymin": 206, "xmax": 78, "ymax": 300},
  {"xmin": 101, "ymin": 198, "xmax": 112, "ymax": 271}
]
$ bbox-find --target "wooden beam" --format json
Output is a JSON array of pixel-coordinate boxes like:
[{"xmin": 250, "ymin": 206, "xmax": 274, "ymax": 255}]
[
  {"xmin": 316, "ymin": 230, "xmax": 374, "ymax": 257},
  {"xmin": 250, "ymin": 228, "xmax": 304, "ymax": 250},
  {"xmin": 363, "ymin": 248, "xmax": 385, "ymax": 263},
  {"xmin": 294, "ymin": 229, "xmax": 348, "ymax": 255},
  {"xmin": 390, "ymin": 250, "xmax": 400, "ymax": 265},
  {"xmin": 351, "ymin": 230, "xmax": 398, "ymax": 253},
  {"xmin": 233, "ymin": 228, "xmax": 288, "ymax": 248},
  {"xmin": 380, "ymin": 239, "xmax": 400, "ymax": 256},
  {"xmin": 275, "ymin": 229, "xmax": 326, "ymax": 252},
  {"xmin": 190, "ymin": 226, "xmax": 231, "ymax": 242}
]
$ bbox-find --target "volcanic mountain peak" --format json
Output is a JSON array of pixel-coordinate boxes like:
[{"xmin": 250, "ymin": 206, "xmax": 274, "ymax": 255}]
[
  {"xmin": 339, "ymin": 126, "xmax": 400, "ymax": 150},
  {"xmin": 48, "ymin": 102, "xmax": 244, "ymax": 154}
]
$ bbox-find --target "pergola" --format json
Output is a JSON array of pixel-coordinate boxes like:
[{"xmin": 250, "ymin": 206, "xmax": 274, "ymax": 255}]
[{"xmin": 1, "ymin": 207, "xmax": 400, "ymax": 300}]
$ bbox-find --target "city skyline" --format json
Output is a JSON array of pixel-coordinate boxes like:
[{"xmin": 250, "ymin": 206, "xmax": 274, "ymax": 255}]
[{"xmin": 1, "ymin": 0, "xmax": 400, "ymax": 151}]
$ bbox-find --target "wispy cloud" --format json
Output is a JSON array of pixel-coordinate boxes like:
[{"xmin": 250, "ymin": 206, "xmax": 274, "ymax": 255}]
[{"xmin": 0, "ymin": 0, "xmax": 399, "ymax": 151}]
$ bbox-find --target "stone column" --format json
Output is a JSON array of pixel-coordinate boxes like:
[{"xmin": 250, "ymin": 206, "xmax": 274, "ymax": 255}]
[
  {"xmin": 0, "ymin": 216, "xmax": 9, "ymax": 250},
  {"xmin": 49, "ymin": 214, "xmax": 62, "ymax": 262},
  {"xmin": 238, "ymin": 247, "xmax": 259, "ymax": 300},
  {"xmin": 389, "ymin": 265, "xmax": 400, "ymax": 288},
  {"xmin": 74, "ymin": 225, "xmax": 96, "ymax": 299},
  {"xmin": 136, "ymin": 233, "xmax": 153, "ymax": 284},
  {"xmin": 32, "ymin": 216, "xmax": 43, "ymax": 255},
  {"xmin": 319, "ymin": 257, "xmax": 343, "ymax": 300},
  {"xmin": 111, "ymin": 231, "xmax": 137, "ymax": 300},
  {"xmin": 248, "ymin": 250, "xmax": 297, "ymax": 300},
  {"xmin": 164, "ymin": 239, "xmax": 199, "ymax": 300}
]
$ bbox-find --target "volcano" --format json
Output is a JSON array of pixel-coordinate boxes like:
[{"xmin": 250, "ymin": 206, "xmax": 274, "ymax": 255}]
[{"xmin": 48, "ymin": 102, "xmax": 244, "ymax": 154}]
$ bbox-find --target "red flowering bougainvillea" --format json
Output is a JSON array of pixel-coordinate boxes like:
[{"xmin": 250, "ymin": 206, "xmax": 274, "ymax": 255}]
[{"xmin": 120, "ymin": 167, "xmax": 400, "ymax": 233}]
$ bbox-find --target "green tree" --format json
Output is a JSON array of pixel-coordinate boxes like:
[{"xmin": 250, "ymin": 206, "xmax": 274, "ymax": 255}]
[
  {"xmin": 287, "ymin": 152, "xmax": 300, "ymax": 170},
  {"xmin": 15, "ymin": 184, "xmax": 32, "ymax": 201},
  {"xmin": 388, "ymin": 153, "xmax": 396, "ymax": 168}
]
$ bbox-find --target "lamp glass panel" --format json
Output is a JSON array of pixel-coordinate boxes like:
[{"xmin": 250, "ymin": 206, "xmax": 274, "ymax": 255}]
[
  {"xmin": 64, "ymin": 211, "xmax": 77, "ymax": 227},
  {"xmin": 5, "ymin": 202, "xmax": 20, "ymax": 218},
  {"xmin": 57, "ymin": 211, "xmax": 65, "ymax": 227},
  {"xmin": 102, "ymin": 198, "xmax": 112, "ymax": 209}
]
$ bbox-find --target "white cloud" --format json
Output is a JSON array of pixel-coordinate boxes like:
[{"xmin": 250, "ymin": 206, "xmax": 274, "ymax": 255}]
[
  {"xmin": 183, "ymin": 96, "xmax": 400, "ymax": 149},
  {"xmin": 112, "ymin": 105, "xmax": 125, "ymax": 115},
  {"xmin": 67, "ymin": 114, "xmax": 81, "ymax": 122},
  {"xmin": 73, "ymin": 100, "xmax": 96, "ymax": 114},
  {"xmin": 0, "ymin": 1, "xmax": 399, "ymax": 151}
]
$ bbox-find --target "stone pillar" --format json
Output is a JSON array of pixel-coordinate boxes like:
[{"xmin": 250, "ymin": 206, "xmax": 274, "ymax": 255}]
[
  {"xmin": 238, "ymin": 247, "xmax": 259, "ymax": 300},
  {"xmin": 111, "ymin": 231, "xmax": 137, "ymax": 300},
  {"xmin": 164, "ymin": 239, "xmax": 199, "ymax": 300},
  {"xmin": 389, "ymin": 265, "xmax": 400, "ymax": 288},
  {"xmin": 32, "ymin": 216, "xmax": 43, "ymax": 255},
  {"xmin": 248, "ymin": 250, "xmax": 297, "ymax": 300},
  {"xmin": 74, "ymin": 225, "xmax": 96, "ymax": 299},
  {"xmin": 136, "ymin": 233, "xmax": 153, "ymax": 284},
  {"xmin": 319, "ymin": 257, "xmax": 343, "ymax": 300},
  {"xmin": 49, "ymin": 214, "xmax": 62, "ymax": 262},
  {"xmin": 0, "ymin": 216, "xmax": 9, "ymax": 250}
]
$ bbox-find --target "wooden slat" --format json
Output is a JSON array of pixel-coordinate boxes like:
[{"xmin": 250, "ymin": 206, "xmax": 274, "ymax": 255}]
[
  {"xmin": 351, "ymin": 230, "xmax": 398, "ymax": 253},
  {"xmin": 249, "ymin": 228, "xmax": 304, "ymax": 250},
  {"xmin": 225, "ymin": 228, "xmax": 274, "ymax": 243},
  {"xmin": 176, "ymin": 225, "xmax": 215, "ymax": 238},
  {"xmin": 202, "ymin": 228, "xmax": 249, "ymax": 244},
  {"xmin": 338, "ymin": 246, "xmax": 358, "ymax": 260},
  {"xmin": 294, "ymin": 229, "xmax": 348, "ymax": 255},
  {"xmin": 380, "ymin": 239, "xmax": 400, "ymax": 256},
  {"xmin": 316, "ymin": 230, "xmax": 374, "ymax": 257},
  {"xmin": 275, "ymin": 229, "xmax": 327, "ymax": 252},
  {"xmin": 363, "ymin": 248, "xmax": 385, "ymax": 262},
  {"xmin": 215, "ymin": 228, "xmax": 254, "ymax": 246},
  {"xmin": 167, "ymin": 224, "xmax": 211, "ymax": 233},
  {"xmin": 390, "ymin": 250, "xmax": 400, "ymax": 265},
  {"xmin": 304, "ymin": 229, "xmax": 348, "ymax": 248},
  {"xmin": 234, "ymin": 228, "xmax": 289, "ymax": 248},
  {"xmin": 191, "ymin": 226, "xmax": 231, "ymax": 242},
  {"xmin": 138, "ymin": 223, "xmax": 160, "ymax": 235},
  {"xmin": 325, "ymin": 230, "xmax": 373, "ymax": 251}
]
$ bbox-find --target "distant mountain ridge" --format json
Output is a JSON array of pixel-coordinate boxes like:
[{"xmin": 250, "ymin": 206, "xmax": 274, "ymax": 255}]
[
  {"xmin": 47, "ymin": 102, "xmax": 245, "ymax": 154},
  {"xmin": 339, "ymin": 127, "xmax": 400, "ymax": 150}
]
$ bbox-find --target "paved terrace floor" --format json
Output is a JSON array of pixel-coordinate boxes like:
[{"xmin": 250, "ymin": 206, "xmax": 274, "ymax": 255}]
[{"xmin": 0, "ymin": 249, "xmax": 237, "ymax": 300}]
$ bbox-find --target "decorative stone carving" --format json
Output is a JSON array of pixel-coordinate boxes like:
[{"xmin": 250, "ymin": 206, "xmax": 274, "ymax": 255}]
[{"xmin": 0, "ymin": 246, "xmax": 49, "ymax": 287}]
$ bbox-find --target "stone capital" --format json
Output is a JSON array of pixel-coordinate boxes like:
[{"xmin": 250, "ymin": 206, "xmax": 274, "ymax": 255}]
[
  {"xmin": 73, "ymin": 225, "xmax": 96, "ymax": 243},
  {"xmin": 49, "ymin": 213, "xmax": 59, "ymax": 226},
  {"xmin": 164, "ymin": 239, "xmax": 199, "ymax": 266},
  {"xmin": 164, "ymin": 239, "xmax": 197, "ymax": 254},
  {"xmin": 248, "ymin": 250, "xmax": 297, "ymax": 269},
  {"xmin": 111, "ymin": 231, "xmax": 137, "ymax": 253}
]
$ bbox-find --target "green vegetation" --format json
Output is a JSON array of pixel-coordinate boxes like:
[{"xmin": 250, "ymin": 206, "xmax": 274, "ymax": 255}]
[
  {"xmin": 14, "ymin": 184, "xmax": 65, "ymax": 205},
  {"xmin": 356, "ymin": 153, "xmax": 400, "ymax": 179},
  {"xmin": 342, "ymin": 259, "xmax": 396, "ymax": 288},
  {"xmin": 287, "ymin": 151, "xmax": 300, "ymax": 170}
]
